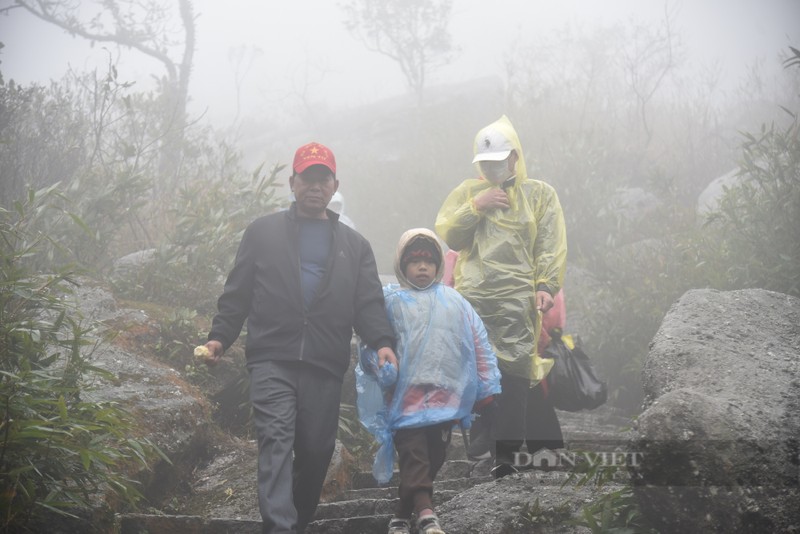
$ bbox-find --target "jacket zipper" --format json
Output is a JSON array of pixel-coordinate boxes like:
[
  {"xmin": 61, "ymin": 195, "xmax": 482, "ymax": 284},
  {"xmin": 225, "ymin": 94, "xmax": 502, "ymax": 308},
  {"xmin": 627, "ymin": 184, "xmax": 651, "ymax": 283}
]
[
  {"xmin": 290, "ymin": 210, "xmax": 307, "ymax": 363},
  {"xmin": 298, "ymin": 317, "xmax": 307, "ymax": 362},
  {"xmin": 297, "ymin": 249, "xmax": 307, "ymax": 362}
]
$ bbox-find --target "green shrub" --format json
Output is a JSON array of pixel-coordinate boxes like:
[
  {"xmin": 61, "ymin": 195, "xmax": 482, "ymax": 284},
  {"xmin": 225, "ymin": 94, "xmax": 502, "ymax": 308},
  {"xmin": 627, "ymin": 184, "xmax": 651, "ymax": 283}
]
[
  {"xmin": 572, "ymin": 110, "xmax": 798, "ymax": 412},
  {"xmin": 703, "ymin": 115, "xmax": 800, "ymax": 296},
  {"xmin": 113, "ymin": 162, "xmax": 285, "ymax": 313},
  {"xmin": 0, "ymin": 187, "xmax": 164, "ymax": 530},
  {"xmin": 0, "ymin": 68, "xmax": 154, "ymax": 276},
  {"xmin": 577, "ymin": 225, "xmax": 718, "ymax": 410},
  {"xmin": 564, "ymin": 454, "xmax": 658, "ymax": 534}
]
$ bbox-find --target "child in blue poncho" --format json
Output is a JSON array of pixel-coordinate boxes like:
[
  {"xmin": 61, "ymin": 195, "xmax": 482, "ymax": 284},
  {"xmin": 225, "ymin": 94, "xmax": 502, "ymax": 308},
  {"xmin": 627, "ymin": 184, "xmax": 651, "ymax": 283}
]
[{"xmin": 356, "ymin": 228, "xmax": 501, "ymax": 534}]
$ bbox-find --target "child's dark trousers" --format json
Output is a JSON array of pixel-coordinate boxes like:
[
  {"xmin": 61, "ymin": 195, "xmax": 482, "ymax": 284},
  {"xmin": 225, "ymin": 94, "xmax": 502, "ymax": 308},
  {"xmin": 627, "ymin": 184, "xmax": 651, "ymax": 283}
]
[{"xmin": 393, "ymin": 421, "xmax": 453, "ymax": 518}]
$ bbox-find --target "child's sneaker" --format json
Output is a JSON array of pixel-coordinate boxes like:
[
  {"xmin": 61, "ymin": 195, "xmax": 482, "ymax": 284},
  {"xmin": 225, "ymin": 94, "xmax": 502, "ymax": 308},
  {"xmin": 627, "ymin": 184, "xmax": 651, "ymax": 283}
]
[
  {"xmin": 387, "ymin": 516, "xmax": 411, "ymax": 534},
  {"xmin": 417, "ymin": 512, "xmax": 446, "ymax": 534}
]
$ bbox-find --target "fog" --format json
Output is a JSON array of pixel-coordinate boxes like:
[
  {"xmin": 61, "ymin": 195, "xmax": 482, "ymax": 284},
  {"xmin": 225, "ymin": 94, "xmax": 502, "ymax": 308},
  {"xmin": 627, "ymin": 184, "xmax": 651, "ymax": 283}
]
[
  {"xmin": 1, "ymin": 0, "xmax": 798, "ymax": 414},
  {"xmin": 2, "ymin": 0, "xmax": 798, "ymax": 127},
  {"xmin": 2, "ymin": 0, "xmax": 799, "ymax": 272}
]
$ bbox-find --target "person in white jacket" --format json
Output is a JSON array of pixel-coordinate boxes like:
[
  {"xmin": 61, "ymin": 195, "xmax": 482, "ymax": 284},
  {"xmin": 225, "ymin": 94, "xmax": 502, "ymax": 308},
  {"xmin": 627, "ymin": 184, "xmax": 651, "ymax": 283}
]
[{"xmin": 328, "ymin": 191, "xmax": 355, "ymax": 229}]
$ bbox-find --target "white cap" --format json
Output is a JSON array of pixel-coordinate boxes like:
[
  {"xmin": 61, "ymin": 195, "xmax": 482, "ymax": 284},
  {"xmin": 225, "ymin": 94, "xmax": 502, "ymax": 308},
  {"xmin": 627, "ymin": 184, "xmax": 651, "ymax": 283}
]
[{"xmin": 472, "ymin": 126, "xmax": 513, "ymax": 163}]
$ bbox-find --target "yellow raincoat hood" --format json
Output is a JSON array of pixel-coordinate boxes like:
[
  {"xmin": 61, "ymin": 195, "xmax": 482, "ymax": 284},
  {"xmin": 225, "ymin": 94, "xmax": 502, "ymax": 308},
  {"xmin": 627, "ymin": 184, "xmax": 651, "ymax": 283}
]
[{"xmin": 435, "ymin": 115, "xmax": 567, "ymax": 383}]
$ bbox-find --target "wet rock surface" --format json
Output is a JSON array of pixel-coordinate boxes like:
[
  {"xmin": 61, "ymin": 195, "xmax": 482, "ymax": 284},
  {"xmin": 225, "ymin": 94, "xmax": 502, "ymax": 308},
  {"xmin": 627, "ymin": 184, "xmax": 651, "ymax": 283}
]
[{"xmin": 632, "ymin": 288, "xmax": 800, "ymax": 532}]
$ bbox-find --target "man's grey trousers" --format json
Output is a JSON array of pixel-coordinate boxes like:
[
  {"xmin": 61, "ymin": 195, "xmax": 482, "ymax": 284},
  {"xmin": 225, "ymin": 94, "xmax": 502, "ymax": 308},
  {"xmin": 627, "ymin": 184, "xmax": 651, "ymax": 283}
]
[{"xmin": 249, "ymin": 360, "xmax": 342, "ymax": 534}]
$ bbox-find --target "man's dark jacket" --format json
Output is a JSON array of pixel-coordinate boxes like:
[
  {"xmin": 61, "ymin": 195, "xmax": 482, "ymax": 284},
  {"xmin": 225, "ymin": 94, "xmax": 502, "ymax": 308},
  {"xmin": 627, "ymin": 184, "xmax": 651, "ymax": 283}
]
[{"xmin": 208, "ymin": 204, "xmax": 394, "ymax": 380}]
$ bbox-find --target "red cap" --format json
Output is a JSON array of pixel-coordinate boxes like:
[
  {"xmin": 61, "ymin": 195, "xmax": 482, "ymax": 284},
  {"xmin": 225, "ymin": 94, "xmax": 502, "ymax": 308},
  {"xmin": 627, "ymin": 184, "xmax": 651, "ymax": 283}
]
[{"xmin": 292, "ymin": 142, "xmax": 336, "ymax": 175}]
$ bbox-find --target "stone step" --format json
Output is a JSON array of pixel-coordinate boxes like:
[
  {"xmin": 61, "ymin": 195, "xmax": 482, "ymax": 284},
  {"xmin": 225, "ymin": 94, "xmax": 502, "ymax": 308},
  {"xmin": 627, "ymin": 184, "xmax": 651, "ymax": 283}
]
[
  {"xmin": 351, "ymin": 459, "xmax": 476, "ymax": 489},
  {"xmin": 341, "ymin": 475, "xmax": 493, "ymax": 501},
  {"xmin": 117, "ymin": 514, "xmax": 262, "ymax": 534},
  {"xmin": 118, "ymin": 473, "xmax": 489, "ymax": 533},
  {"xmin": 116, "ymin": 413, "xmax": 635, "ymax": 533},
  {"xmin": 118, "ymin": 513, "xmax": 394, "ymax": 534},
  {"xmin": 313, "ymin": 490, "xmax": 458, "ymax": 520},
  {"xmin": 117, "ymin": 469, "xmax": 629, "ymax": 533},
  {"xmin": 305, "ymin": 514, "xmax": 393, "ymax": 534}
]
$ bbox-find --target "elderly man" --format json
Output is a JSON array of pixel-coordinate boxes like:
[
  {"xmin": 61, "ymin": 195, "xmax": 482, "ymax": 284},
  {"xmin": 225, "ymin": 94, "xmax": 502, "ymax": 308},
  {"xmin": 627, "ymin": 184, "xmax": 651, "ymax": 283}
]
[
  {"xmin": 436, "ymin": 116, "xmax": 568, "ymax": 478},
  {"xmin": 202, "ymin": 142, "xmax": 397, "ymax": 533}
]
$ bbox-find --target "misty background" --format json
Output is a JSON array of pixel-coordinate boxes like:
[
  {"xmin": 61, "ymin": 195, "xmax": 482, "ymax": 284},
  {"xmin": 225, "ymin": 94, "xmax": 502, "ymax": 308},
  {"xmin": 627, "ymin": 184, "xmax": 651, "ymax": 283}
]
[
  {"xmin": 3, "ymin": 1, "xmax": 798, "ymax": 269},
  {"xmin": 1, "ymin": 0, "xmax": 799, "ymax": 412},
  {"xmin": 3, "ymin": 0, "xmax": 798, "ymax": 120}
]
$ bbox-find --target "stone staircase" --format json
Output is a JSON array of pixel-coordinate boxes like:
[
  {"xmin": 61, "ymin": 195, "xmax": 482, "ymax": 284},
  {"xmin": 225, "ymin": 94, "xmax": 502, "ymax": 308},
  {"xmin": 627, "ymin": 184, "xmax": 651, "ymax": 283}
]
[
  {"xmin": 117, "ymin": 407, "xmax": 633, "ymax": 533},
  {"xmin": 117, "ymin": 442, "xmax": 494, "ymax": 534},
  {"xmin": 305, "ymin": 456, "xmax": 495, "ymax": 534}
]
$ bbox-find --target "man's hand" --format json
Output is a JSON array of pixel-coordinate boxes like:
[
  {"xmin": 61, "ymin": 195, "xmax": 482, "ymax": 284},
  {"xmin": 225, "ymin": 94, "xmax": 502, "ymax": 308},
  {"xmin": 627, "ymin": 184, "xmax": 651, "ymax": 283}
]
[
  {"xmin": 535, "ymin": 290, "xmax": 555, "ymax": 313},
  {"xmin": 474, "ymin": 188, "xmax": 510, "ymax": 212},
  {"xmin": 377, "ymin": 347, "xmax": 398, "ymax": 369},
  {"xmin": 202, "ymin": 340, "xmax": 224, "ymax": 366}
]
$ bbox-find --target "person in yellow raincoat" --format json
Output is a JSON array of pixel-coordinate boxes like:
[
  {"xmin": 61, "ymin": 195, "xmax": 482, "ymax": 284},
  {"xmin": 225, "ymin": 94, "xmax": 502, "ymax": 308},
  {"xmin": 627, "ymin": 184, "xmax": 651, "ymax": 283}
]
[{"xmin": 435, "ymin": 115, "xmax": 568, "ymax": 477}]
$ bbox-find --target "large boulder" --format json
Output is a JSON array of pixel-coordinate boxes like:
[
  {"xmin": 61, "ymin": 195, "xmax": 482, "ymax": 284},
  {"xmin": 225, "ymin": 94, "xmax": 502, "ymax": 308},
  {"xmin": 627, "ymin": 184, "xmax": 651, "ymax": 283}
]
[
  {"xmin": 68, "ymin": 281, "xmax": 218, "ymax": 501},
  {"xmin": 607, "ymin": 186, "xmax": 660, "ymax": 223},
  {"xmin": 697, "ymin": 168, "xmax": 740, "ymax": 216},
  {"xmin": 19, "ymin": 280, "xmax": 219, "ymax": 533},
  {"xmin": 631, "ymin": 288, "xmax": 800, "ymax": 532}
]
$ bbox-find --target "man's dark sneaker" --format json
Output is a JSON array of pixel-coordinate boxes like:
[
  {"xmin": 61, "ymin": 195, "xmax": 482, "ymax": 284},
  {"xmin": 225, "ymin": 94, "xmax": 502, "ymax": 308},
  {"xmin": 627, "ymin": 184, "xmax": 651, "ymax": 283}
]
[
  {"xmin": 467, "ymin": 414, "xmax": 492, "ymax": 460},
  {"xmin": 491, "ymin": 462, "xmax": 520, "ymax": 479}
]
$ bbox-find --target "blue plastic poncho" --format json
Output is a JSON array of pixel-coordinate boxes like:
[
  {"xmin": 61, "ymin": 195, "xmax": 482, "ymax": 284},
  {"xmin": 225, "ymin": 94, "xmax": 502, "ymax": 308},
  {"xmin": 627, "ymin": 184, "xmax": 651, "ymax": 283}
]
[{"xmin": 356, "ymin": 228, "xmax": 501, "ymax": 483}]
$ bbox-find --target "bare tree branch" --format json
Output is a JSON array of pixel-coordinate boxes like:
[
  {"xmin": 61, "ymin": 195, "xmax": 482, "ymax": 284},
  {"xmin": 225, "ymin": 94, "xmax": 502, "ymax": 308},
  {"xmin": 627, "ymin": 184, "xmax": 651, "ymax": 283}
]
[
  {"xmin": 342, "ymin": 0, "xmax": 456, "ymax": 108},
  {"xmin": 621, "ymin": 2, "xmax": 683, "ymax": 146},
  {"xmin": 10, "ymin": 0, "xmax": 197, "ymax": 192},
  {"xmin": 14, "ymin": 0, "xmax": 179, "ymax": 79}
]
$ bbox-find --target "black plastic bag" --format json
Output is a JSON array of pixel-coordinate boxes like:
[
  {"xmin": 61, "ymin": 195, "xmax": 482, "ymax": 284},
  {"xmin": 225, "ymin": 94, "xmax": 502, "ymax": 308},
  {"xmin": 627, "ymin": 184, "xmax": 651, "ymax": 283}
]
[{"xmin": 544, "ymin": 329, "xmax": 607, "ymax": 411}]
